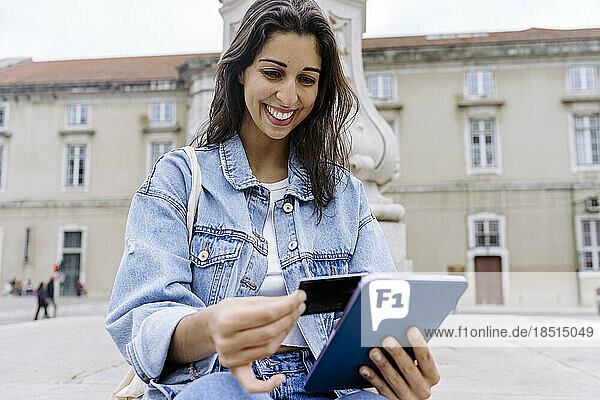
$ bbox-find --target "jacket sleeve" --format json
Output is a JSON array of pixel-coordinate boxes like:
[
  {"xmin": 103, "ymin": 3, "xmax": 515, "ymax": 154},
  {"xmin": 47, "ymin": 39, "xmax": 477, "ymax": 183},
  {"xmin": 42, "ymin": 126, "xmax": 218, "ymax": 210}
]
[
  {"xmin": 348, "ymin": 180, "xmax": 397, "ymax": 276},
  {"xmin": 105, "ymin": 149, "xmax": 208, "ymax": 383}
]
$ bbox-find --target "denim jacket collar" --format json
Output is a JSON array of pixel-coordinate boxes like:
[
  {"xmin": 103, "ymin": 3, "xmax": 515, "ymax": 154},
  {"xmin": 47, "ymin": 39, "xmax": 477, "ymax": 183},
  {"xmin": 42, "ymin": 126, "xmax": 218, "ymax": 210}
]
[{"xmin": 219, "ymin": 133, "xmax": 314, "ymax": 201}]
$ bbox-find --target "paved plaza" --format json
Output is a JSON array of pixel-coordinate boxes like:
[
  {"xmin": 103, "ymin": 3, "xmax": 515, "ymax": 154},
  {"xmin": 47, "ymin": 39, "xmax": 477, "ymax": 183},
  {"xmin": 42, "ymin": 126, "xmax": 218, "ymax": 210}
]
[{"xmin": 0, "ymin": 295, "xmax": 599, "ymax": 400}]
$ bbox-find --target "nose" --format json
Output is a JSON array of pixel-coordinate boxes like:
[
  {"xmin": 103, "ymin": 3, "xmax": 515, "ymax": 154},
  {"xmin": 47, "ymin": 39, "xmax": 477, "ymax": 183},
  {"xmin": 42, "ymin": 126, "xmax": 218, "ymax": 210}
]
[{"xmin": 275, "ymin": 77, "xmax": 298, "ymax": 107}]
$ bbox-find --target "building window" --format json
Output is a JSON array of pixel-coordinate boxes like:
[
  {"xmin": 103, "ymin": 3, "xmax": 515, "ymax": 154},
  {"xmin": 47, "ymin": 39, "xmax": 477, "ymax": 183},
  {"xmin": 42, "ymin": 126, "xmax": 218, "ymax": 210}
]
[
  {"xmin": 579, "ymin": 219, "xmax": 600, "ymax": 271},
  {"xmin": 473, "ymin": 219, "xmax": 500, "ymax": 247},
  {"xmin": 574, "ymin": 115, "xmax": 600, "ymax": 166},
  {"xmin": 23, "ymin": 227, "xmax": 31, "ymax": 264},
  {"xmin": 64, "ymin": 231, "xmax": 82, "ymax": 248},
  {"xmin": 0, "ymin": 141, "xmax": 5, "ymax": 191},
  {"xmin": 150, "ymin": 141, "xmax": 173, "ymax": 167},
  {"xmin": 466, "ymin": 70, "xmax": 494, "ymax": 97},
  {"xmin": 368, "ymin": 74, "xmax": 394, "ymax": 100},
  {"xmin": 570, "ymin": 65, "xmax": 598, "ymax": 92},
  {"xmin": 150, "ymin": 101, "xmax": 174, "ymax": 125},
  {"xmin": 67, "ymin": 104, "xmax": 89, "ymax": 126},
  {"xmin": 65, "ymin": 144, "xmax": 87, "ymax": 187},
  {"xmin": 0, "ymin": 105, "xmax": 6, "ymax": 128},
  {"xmin": 470, "ymin": 119, "xmax": 497, "ymax": 168},
  {"xmin": 468, "ymin": 213, "xmax": 505, "ymax": 250}
]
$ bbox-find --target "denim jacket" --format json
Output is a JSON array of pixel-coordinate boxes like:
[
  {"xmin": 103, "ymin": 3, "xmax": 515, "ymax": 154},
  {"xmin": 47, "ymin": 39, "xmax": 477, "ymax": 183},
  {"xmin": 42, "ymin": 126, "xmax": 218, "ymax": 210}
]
[{"xmin": 105, "ymin": 133, "xmax": 396, "ymax": 399}]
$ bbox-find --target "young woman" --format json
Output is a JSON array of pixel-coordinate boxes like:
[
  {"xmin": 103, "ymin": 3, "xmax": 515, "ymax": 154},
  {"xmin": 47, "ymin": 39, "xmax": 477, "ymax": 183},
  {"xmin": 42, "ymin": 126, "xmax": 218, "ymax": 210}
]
[{"xmin": 106, "ymin": 1, "xmax": 440, "ymax": 399}]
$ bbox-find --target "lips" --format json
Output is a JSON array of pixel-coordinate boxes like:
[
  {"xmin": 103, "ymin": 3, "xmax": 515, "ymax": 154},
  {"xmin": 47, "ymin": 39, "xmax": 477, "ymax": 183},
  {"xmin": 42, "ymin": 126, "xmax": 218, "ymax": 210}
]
[{"xmin": 263, "ymin": 103, "xmax": 296, "ymax": 126}]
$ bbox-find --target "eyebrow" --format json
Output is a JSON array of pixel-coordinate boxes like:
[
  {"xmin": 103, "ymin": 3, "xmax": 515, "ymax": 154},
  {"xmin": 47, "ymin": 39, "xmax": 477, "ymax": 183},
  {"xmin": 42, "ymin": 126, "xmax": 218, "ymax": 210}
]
[{"xmin": 258, "ymin": 58, "xmax": 321, "ymax": 73}]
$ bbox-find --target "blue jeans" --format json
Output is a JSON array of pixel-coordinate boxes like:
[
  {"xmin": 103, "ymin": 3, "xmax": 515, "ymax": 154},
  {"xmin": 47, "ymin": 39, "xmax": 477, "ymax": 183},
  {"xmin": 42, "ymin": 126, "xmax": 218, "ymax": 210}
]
[{"xmin": 174, "ymin": 349, "xmax": 385, "ymax": 400}]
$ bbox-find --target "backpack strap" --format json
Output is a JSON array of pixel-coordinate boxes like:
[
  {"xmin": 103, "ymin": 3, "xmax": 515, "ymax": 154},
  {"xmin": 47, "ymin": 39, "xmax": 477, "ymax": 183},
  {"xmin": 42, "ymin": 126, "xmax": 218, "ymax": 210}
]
[
  {"xmin": 110, "ymin": 147, "xmax": 203, "ymax": 400},
  {"xmin": 182, "ymin": 146, "xmax": 202, "ymax": 244}
]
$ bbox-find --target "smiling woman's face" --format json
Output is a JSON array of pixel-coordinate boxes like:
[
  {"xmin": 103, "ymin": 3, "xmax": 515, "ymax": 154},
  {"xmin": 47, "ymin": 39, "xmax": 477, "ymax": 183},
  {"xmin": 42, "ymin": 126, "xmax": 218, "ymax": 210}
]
[{"xmin": 238, "ymin": 32, "xmax": 322, "ymax": 142}]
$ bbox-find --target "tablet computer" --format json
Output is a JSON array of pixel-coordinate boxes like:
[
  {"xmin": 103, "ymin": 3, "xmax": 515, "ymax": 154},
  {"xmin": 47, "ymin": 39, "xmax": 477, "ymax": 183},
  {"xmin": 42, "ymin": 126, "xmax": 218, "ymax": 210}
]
[{"xmin": 304, "ymin": 273, "xmax": 468, "ymax": 392}]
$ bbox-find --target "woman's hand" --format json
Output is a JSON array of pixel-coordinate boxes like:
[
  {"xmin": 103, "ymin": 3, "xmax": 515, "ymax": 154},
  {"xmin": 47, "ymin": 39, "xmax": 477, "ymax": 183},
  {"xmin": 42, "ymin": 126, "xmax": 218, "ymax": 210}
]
[
  {"xmin": 208, "ymin": 290, "xmax": 306, "ymax": 393},
  {"xmin": 359, "ymin": 327, "xmax": 440, "ymax": 400}
]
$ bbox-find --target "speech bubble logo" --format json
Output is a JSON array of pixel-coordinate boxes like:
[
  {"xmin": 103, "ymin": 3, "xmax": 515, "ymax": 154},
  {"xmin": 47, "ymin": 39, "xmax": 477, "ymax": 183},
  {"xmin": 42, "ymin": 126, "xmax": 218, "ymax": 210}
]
[{"xmin": 368, "ymin": 279, "xmax": 410, "ymax": 331}]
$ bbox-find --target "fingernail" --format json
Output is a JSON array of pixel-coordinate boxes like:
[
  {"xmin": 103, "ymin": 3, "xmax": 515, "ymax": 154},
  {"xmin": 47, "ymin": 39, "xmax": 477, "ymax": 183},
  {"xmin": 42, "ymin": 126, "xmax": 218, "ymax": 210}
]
[
  {"xmin": 360, "ymin": 367, "xmax": 370, "ymax": 378},
  {"xmin": 298, "ymin": 303, "xmax": 306, "ymax": 314},
  {"xmin": 410, "ymin": 327, "xmax": 420, "ymax": 340},
  {"xmin": 297, "ymin": 290, "xmax": 307, "ymax": 302},
  {"xmin": 372, "ymin": 350, "xmax": 382, "ymax": 362},
  {"xmin": 383, "ymin": 336, "xmax": 397, "ymax": 347}
]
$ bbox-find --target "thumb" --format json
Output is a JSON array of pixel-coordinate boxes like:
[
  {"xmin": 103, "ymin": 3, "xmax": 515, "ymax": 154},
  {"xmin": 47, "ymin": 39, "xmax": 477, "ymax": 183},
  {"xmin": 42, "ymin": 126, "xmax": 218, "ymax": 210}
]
[{"xmin": 230, "ymin": 363, "xmax": 285, "ymax": 394}]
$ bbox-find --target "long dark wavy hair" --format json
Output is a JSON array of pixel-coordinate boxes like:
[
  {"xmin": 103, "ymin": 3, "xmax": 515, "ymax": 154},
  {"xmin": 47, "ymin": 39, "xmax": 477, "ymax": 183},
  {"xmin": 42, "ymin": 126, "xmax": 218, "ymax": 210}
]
[{"xmin": 191, "ymin": 0, "xmax": 358, "ymax": 219}]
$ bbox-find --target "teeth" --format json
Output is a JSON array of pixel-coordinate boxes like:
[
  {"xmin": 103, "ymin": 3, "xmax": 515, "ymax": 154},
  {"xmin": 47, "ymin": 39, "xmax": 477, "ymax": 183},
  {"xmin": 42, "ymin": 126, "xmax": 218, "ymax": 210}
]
[{"xmin": 266, "ymin": 104, "xmax": 294, "ymax": 121}]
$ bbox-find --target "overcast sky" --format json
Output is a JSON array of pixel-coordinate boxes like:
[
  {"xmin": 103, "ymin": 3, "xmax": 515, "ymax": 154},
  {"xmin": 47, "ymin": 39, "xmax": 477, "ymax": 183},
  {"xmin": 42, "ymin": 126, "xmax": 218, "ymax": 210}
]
[{"xmin": 1, "ymin": 0, "xmax": 600, "ymax": 61}]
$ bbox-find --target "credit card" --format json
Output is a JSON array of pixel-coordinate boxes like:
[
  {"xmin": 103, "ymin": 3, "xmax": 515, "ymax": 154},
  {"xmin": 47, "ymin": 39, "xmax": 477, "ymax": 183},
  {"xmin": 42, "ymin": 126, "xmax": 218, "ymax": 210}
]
[{"xmin": 298, "ymin": 273, "xmax": 366, "ymax": 315}]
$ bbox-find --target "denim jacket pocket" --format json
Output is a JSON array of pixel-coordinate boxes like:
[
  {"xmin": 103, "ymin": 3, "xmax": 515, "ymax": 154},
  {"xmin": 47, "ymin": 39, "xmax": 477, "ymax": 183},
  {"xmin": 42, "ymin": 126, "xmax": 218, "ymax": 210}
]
[
  {"xmin": 308, "ymin": 252, "xmax": 351, "ymax": 277},
  {"xmin": 190, "ymin": 231, "xmax": 243, "ymax": 306}
]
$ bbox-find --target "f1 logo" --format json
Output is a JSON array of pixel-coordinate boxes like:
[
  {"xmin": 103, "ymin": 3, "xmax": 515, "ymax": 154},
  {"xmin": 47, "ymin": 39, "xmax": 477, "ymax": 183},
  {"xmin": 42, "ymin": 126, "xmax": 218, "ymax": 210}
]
[
  {"xmin": 376, "ymin": 289, "xmax": 405, "ymax": 308},
  {"xmin": 369, "ymin": 280, "xmax": 410, "ymax": 331}
]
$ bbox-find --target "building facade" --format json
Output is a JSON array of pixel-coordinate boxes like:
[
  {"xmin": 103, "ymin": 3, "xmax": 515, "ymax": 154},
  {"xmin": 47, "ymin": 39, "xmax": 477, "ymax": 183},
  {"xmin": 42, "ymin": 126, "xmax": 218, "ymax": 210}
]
[
  {"xmin": 363, "ymin": 28, "xmax": 600, "ymax": 307},
  {"xmin": 1, "ymin": 28, "xmax": 599, "ymax": 306},
  {"xmin": 0, "ymin": 55, "xmax": 196, "ymax": 295}
]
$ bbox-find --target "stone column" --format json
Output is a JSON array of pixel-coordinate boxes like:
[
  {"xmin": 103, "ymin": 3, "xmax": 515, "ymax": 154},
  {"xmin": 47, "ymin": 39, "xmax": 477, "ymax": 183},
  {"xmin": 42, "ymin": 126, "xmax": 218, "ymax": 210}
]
[
  {"xmin": 218, "ymin": 0, "xmax": 411, "ymax": 271},
  {"xmin": 179, "ymin": 56, "xmax": 220, "ymax": 144}
]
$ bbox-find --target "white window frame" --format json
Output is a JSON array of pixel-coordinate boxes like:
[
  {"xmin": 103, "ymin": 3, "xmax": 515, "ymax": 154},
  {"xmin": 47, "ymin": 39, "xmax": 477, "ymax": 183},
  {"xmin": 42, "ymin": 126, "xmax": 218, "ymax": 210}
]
[
  {"xmin": 568, "ymin": 65, "xmax": 598, "ymax": 92},
  {"xmin": 0, "ymin": 138, "xmax": 7, "ymax": 193},
  {"xmin": 56, "ymin": 224, "xmax": 88, "ymax": 288},
  {"xmin": 463, "ymin": 110, "xmax": 503, "ymax": 176},
  {"xmin": 368, "ymin": 74, "xmax": 394, "ymax": 101},
  {"xmin": 575, "ymin": 216, "xmax": 600, "ymax": 274},
  {"xmin": 65, "ymin": 104, "xmax": 91, "ymax": 128},
  {"xmin": 465, "ymin": 70, "xmax": 495, "ymax": 98},
  {"xmin": 61, "ymin": 136, "xmax": 91, "ymax": 192},
  {"xmin": 149, "ymin": 100, "xmax": 176, "ymax": 127},
  {"xmin": 467, "ymin": 213, "xmax": 506, "ymax": 249},
  {"xmin": 469, "ymin": 119, "xmax": 497, "ymax": 168},
  {"xmin": 568, "ymin": 108, "xmax": 600, "ymax": 173},
  {"xmin": 465, "ymin": 212, "xmax": 510, "ymax": 306},
  {"xmin": 0, "ymin": 103, "xmax": 9, "ymax": 131},
  {"xmin": 574, "ymin": 114, "xmax": 600, "ymax": 166},
  {"xmin": 146, "ymin": 132, "xmax": 176, "ymax": 174}
]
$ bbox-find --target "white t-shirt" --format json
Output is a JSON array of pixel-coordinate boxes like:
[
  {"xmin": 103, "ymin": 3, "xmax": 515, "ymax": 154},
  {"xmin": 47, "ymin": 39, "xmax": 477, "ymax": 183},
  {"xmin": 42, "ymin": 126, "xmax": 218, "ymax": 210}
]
[{"xmin": 257, "ymin": 177, "xmax": 308, "ymax": 348}]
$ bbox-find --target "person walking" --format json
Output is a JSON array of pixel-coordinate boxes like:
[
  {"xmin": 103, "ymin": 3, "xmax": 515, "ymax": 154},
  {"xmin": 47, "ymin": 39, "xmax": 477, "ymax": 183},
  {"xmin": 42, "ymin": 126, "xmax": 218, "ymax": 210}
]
[
  {"xmin": 34, "ymin": 281, "xmax": 50, "ymax": 320},
  {"xmin": 47, "ymin": 277, "xmax": 57, "ymax": 317},
  {"xmin": 75, "ymin": 280, "xmax": 84, "ymax": 296}
]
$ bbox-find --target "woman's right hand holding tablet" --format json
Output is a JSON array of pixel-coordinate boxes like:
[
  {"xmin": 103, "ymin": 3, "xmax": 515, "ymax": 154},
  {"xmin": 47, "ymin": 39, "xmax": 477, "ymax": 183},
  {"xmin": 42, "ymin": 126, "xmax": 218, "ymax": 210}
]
[{"xmin": 207, "ymin": 290, "xmax": 306, "ymax": 393}]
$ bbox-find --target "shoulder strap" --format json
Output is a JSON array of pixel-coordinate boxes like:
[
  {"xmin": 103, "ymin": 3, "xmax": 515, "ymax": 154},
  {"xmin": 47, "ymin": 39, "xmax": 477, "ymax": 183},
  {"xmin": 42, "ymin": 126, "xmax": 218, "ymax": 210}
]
[
  {"xmin": 182, "ymin": 146, "xmax": 202, "ymax": 244},
  {"xmin": 109, "ymin": 148, "xmax": 202, "ymax": 400}
]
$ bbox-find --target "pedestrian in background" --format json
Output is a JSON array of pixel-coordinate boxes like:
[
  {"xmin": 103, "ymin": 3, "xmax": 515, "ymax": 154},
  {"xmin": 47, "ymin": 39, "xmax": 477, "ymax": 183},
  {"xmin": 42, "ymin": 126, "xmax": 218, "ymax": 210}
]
[
  {"xmin": 24, "ymin": 279, "xmax": 34, "ymax": 296},
  {"xmin": 15, "ymin": 280, "xmax": 23, "ymax": 296},
  {"xmin": 47, "ymin": 277, "xmax": 57, "ymax": 317},
  {"xmin": 34, "ymin": 281, "xmax": 50, "ymax": 320},
  {"xmin": 9, "ymin": 278, "xmax": 16, "ymax": 295},
  {"xmin": 75, "ymin": 280, "xmax": 84, "ymax": 296}
]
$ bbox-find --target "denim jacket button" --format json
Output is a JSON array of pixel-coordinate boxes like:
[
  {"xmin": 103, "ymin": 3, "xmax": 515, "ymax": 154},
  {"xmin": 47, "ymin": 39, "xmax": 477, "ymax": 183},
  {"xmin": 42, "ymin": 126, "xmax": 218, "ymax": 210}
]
[
  {"xmin": 288, "ymin": 240, "xmax": 298, "ymax": 251},
  {"xmin": 198, "ymin": 250, "xmax": 209, "ymax": 262},
  {"xmin": 283, "ymin": 202, "xmax": 293, "ymax": 213}
]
